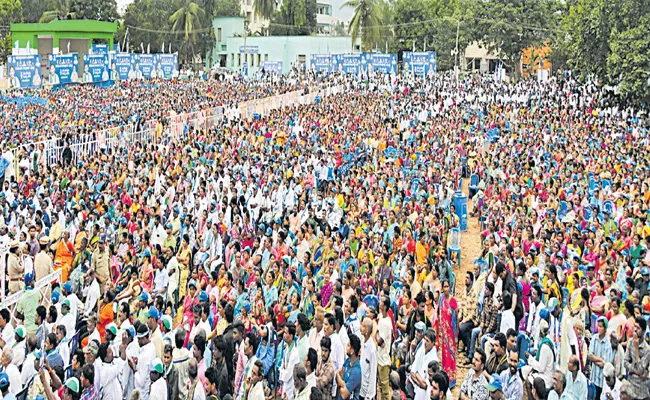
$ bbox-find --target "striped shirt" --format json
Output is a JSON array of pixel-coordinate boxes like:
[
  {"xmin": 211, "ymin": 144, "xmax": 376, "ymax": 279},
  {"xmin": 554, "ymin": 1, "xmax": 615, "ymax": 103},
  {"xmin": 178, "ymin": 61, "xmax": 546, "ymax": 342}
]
[{"xmin": 588, "ymin": 334, "xmax": 613, "ymax": 387}]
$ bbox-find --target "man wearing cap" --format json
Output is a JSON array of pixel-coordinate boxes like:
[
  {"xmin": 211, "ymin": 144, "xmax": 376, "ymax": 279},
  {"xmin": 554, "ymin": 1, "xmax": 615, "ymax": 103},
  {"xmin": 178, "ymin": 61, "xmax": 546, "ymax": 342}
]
[
  {"xmin": 0, "ymin": 371, "xmax": 11, "ymax": 399},
  {"xmin": 487, "ymin": 374, "xmax": 505, "ymax": 400},
  {"xmin": 588, "ymin": 317, "xmax": 613, "ymax": 399},
  {"xmin": 60, "ymin": 299, "xmax": 75, "ymax": 340},
  {"xmin": 10, "ymin": 325, "xmax": 26, "ymax": 368},
  {"xmin": 161, "ymin": 315, "xmax": 174, "ymax": 346},
  {"xmin": 134, "ymin": 323, "xmax": 156, "ymax": 400},
  {"xmin": 148, "ymin": 358, "xmax": 168, "ymax": 400},
  {"xmin": 91, "ymin": 235, "xmax": 110, "ymax": 289},
  {"xmin": 147, "ymin": 306, "xmax": 164, "ymax": 359},
  {"xmin": 16, "ymin": 272, "xmax": 41, "ymax": 335},
  {"xmin": 7, "ymin": 241, "xmax": 23, "ymax": 294},
  {"xmin": 119, "ymin": 325, "xmax": 139, "ymax": 400},
  {"xmin": 84, "ymin": 340, "xmax": 101, "ymax": 393},
  {"xmin": 34, "ymin": 235, "xmax": 54, "ymax": 296},
  {"xmin": 104, "ymin": 322, "xmax": 119, "ymax": 355},
  {"xmin": 634, "ymin": 266, "xmax": 650, "ymax": 301}
]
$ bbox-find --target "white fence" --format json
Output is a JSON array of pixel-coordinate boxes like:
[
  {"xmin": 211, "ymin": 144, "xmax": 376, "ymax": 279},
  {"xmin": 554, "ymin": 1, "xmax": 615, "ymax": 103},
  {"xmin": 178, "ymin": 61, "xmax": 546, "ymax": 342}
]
[{"xmin": 0, "ymin": 269, "xmax": 62, "ymax": 319}]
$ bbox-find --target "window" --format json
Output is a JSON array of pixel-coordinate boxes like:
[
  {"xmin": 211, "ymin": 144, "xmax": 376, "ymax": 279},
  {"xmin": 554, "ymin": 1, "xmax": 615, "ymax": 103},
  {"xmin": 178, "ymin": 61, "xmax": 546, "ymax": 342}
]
[
  {"xmin": 238, "ymin": 53, "xmax": 241, "ymax": 66},
  {"xmin": 257, "ymin": 54, "xmax": 261, "ymax": 66},
  {"xmin": 265, "ymin": 54, "xmax": 269, "ymax": 61},
  {"xmin": 247, "ymin": 12, "xmax": 252, "ymax": 22},
  {"xmin": 217, "ymin": 28, "xmax": 222, "ymax": 42},
  {"xmin": 298, "ymin": 55, "xmax": 306, "ymax": 63},
  {"xmin": 231, "ymin": 53, "xmax": 234, "ymax": 67}
]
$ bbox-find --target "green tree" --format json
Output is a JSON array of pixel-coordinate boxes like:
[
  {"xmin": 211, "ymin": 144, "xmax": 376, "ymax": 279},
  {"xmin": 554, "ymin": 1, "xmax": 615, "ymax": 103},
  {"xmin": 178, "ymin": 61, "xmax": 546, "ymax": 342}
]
[
  {"xmin": 71, "ymin": 0, "xmax": 118, "ymax": 21},
  {"xmin": 0, "ymin": 0, "xmax": 22, "ymax": 63},
  {"xmin": 40, "ymin": 0, "xmax": 75, "ymax": 22},
  {"xmin": 342, "ymin": 0, "xmax": 381, "ymax": 52},
  {"xmin": 170, "ymin": 0, "xmax": 206, "ymax": 43},
  {"xmin": 470, "ymin": 0, "xmax": 559, "ymax": 76},
  {"xmin": 269, "ymin": 0, "xmax": 316, "ymax": 35},
  {"xmin": 22, "ymin": 0, "xmax": 52, "ymax": 23},
  {"xmin": 116, "ymin": 0, "xmax": 176, "ymax": 54},
  {"xmin": 254, "ymin": 0, "xmax": 276, "ymax": 20},
  {"xmin": 213, "ymin": 0, "xmax": 241, "ymax": 17},
  {"xmin": 606, "ymin": 16, "xmax": 650, "ymax": 105}
]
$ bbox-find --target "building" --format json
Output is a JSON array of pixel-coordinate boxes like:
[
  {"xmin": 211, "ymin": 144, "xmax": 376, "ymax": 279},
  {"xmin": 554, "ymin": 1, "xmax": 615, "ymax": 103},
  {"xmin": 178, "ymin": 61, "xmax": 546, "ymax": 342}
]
[
  {"xmin": 463, "ymin": 42, "xmax": 501, "ymax": 73},
  {"xmin": 316, "ymin": 0, "xmax": 334, "ymax": 35},
  {"xmin": 210, "ymin": 17, "xmax": 359, "ymax": 74},
  {"xmin": 239, "ymin": 0, "xmax": 269, "ymax": 34},
  {"xmin": 10, "ymin": 19, "xmax": 118, "ymax": 77}
]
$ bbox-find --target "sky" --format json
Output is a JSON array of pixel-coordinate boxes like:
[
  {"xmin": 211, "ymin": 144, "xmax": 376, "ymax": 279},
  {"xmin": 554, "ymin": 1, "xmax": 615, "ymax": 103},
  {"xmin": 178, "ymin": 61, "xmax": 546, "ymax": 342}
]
[{"xmin": 116, "ymin": 0, "xmax": 354, "ymax": 22}]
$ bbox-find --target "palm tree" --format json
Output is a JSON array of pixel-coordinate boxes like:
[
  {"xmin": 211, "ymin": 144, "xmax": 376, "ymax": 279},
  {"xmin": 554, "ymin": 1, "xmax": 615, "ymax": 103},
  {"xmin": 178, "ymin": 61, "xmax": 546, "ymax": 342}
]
[
  {"xmin": 169, "ymin": 0, "xmax": 206, "ymax": 43},
  {"xmin": 40, "ymin": 0, "xmax": 76, "ymax": 23},
  {"xmin": 342, "ymin": 0, "xmax": 382, "ymax": 52},
  {"xmin": 254, "ymin": 0, "xmax": 276, "ymax": 20}
]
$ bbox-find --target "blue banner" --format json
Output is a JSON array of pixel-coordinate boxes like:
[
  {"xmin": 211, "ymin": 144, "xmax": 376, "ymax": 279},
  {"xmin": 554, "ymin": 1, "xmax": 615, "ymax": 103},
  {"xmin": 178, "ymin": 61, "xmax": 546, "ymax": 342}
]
[
  {"xmin": 309, "ymin": 54, "xmax": 332, "ymax": 73},
  {"xmin": 261, "ymin": 61, "xmax": 283, "ymax": 75},
  {"xmin": 91, "ymin": 44, "xmax": 109, "ymax": 56},
  {"xmin": 7, "ymin": 55, "xmax": 42, "ymax": 89},
  {"xmin": 134, "ymin": 54, "xmax": 156, "ymax": 79},
  {"xmin": 156, "ymin": 54, "xmax": 178, "ymax": 79},
  {"xmin": 332, "ymin": 54, "xmax": 362, "ymax": 74},
  {"xmin": 48, "ymin": 53, "xmax": 79, "ymax": 85},
  {"xmin": 363, "ymin": 53, "xmax": 397, "ymax": 75},
  {"xmin": 402, "ymin": 51, "xmax": 437, "ymax": 77},
  {"xmin": 112, "ymin": 53, "xmax": 135, "ymax": 81},
  {"xmin": 82, "ymin": 54, "xmax": 109, "ymax": 83}
]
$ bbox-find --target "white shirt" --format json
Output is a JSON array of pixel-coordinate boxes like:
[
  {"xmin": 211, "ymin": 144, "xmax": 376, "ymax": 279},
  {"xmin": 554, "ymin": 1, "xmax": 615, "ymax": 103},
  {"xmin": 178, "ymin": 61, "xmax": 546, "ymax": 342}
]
[
  {"xmin": 153, "ymin": 268, "xmax": 169, "ymax": 295},
  {"xmin": 65, "ymin": 293, "xmax": 82, "ymax": 320},
  {"xmin": 1, "ymin": 323, "xmax": 15, "ymax": 348},
  {"xmin": 360, "ymin": 336, "xmax": 378, "ymax": 399},
  {"xmin": 602, "ymin": 378, "xmax": 621, "ymax": 400},
  {"xmin": 150, "ymin": 376, "xmax": 169, "ymax": 400},
  {"xmin": 83, "ymin": 279, "xmax": 101, "ymax": 317},
  {"xmin": 377, "ymin": 316, "xmax": 392, "ymax": 366},
  {"xmin": 279, "ymin": 341, "xmax": 301, "ymax": 400},
  {"xmin": 21, "ymin": 352, "xmax": 36, "ymax": 386},
  {"xmin": 60, "ymin": 312, "xmax": 76, "ymax": 340},
  {"xmin": 99, "ymin": 360, "xmax": 124, "ymax": 400},
  {"xmin": 412, "ymin": 344, "xmax": 439, "ymax": 400},
  {"xmin": 5, "ymin": 362, "xmax": 22, "ymax": 394},
  {"xmin": 135, "ymin": 342, "xmax": 156, "ymax": 400},
  {"xmin": 500, "ymin": 310, "xmax": 516, "ymax": 334}
]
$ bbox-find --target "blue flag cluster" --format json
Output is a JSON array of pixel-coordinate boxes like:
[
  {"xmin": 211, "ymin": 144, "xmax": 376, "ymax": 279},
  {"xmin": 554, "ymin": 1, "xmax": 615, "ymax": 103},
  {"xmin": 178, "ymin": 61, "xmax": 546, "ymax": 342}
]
[{"xmin": 309, "ymin": 53, "xmax": 401, "ymax": 75}]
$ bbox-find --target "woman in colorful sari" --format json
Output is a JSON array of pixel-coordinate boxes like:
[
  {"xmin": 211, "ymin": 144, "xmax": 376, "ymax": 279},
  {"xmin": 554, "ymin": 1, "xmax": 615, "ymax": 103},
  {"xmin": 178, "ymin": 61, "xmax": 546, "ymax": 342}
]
[
  {"xmin": 435, "ymin": 279, "xmax": 458, "ymax": 388},
  {"xmin": 54, "ymin": 230, "xmax": 75, "ymax": 282}
]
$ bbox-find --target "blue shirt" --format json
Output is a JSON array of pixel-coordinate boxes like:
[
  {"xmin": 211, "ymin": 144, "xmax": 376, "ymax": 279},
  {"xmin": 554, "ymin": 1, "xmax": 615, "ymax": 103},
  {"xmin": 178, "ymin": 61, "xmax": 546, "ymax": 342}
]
[
  {"xmin": 588, "ymin": 334, "xmax": 613, "ymax": 387},
  {"xmin": 338, "ymin": 357, "xmax": 361, "ymax": 400}
]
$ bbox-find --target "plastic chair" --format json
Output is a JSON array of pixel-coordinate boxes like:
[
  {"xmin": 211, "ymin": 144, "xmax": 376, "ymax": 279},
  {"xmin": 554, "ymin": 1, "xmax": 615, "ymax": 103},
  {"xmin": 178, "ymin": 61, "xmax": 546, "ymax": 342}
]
[
  {"xmin": 468, "ymin": 174, "xmax": 479, "ymax": 195},
  {"xmin": 448, "ymin": 228, "xmax": 461, "ymax": 266},
  {"xmin": 449, "ymin": 270, "xmax": 456, "ymax": 295},
  {"xmin": 602, "ymin": 179, "xmax": 611, "ymax": 193},
  {"xmin": 602, "ymin": 200, "xmax": 614, "ymax": 215},
  {"xmin": 516, "ymin": 333, "xmax": 530, "ymax": 361},
  {"xmin": 363, "ymin": 295, "xmax": 379, "ymax": 310},
  {"xmin": 558, "ymin": 201, "xmax": 569, "ymax": 221}
]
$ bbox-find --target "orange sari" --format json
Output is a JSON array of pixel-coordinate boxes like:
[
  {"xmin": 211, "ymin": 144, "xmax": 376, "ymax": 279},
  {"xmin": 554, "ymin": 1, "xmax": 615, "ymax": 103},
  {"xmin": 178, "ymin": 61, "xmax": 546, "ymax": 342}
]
[{"xmin": 54, "ymin": 239, "xmax": 74, "ymax": 282}]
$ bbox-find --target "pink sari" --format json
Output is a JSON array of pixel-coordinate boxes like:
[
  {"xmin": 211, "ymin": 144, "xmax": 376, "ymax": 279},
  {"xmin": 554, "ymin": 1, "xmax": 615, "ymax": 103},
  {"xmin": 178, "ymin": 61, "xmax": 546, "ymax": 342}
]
[{"xmin": 436, "ymin": 295, "xmax": 458, "ymax": 388}]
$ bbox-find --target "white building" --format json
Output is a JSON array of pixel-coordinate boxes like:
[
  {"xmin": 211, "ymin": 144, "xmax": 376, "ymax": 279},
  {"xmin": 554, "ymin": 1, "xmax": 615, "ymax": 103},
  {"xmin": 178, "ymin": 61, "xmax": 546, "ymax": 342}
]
[
  {"xmin": 316, "ymin": 0, "xmax": 333, "ymax": 35},
  {"xmin": 240, "ymin": 0, "xmax": 270, "ymax": 34}
]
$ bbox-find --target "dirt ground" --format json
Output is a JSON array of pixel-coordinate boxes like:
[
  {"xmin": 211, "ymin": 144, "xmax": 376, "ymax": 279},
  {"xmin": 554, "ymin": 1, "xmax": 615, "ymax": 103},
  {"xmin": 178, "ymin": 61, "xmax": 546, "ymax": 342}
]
[{"xmin": 450, "ymin": 184, "xmax": 481, "ymax": 398}]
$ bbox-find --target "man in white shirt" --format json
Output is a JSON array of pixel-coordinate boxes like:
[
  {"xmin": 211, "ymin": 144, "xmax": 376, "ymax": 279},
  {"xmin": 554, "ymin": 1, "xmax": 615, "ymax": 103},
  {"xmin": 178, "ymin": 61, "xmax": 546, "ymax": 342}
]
[
  {"xmin": 62, "ymin": 281, "xmax": 82, "ymax": 321},
  {"xmin": 243, "ymin": 359, "xmax": 266, "ymax": 399},
  {"xmin": 59, "ymin": 300, "xmax": 76, "ymax": 340},
  {"xmin": 2, "ymin": 347, "xmax": 22, "ymax": 394},
  {"xmin": 152, "ymin": 260, "xmax": 169, "ymax": 300},
  {"xmin": 410, "ymin": 327, "xmax": 439, "ymax": 400},
  {"xmin": 82, "ymin": 270, "xmax": 101, "ymax": 317},
  {"xmin": 360, "ymin": 317, "xmax": 377, "ymax": 400},
  {"xmin": 133, "ymin": 324, "xmax": 156, "ymax": 400},
  {"xmin": 601, "ymin": 363, "xmax": 621, "ymax": 400},
  {"xmin": 377, "ymin": 296, "xmax": 393, "ymax": 400},
  {"xmin": 279, "ymin": 322, "xmax": 301, "ymax": 400},
  {"xmin": 148, "ymin": 358, "xmax": 168, "ymax": 400},
  {"xmin": 0, "ymin": 309, "xmax": 15, "ymax": 349}
]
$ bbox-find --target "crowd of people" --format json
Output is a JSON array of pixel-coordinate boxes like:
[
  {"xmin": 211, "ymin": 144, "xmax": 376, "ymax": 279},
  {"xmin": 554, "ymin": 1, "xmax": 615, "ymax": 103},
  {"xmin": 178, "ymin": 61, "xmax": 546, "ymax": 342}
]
[{"xmin": 0, "ymin": 68, "xmax": 647, "ymax": 400}]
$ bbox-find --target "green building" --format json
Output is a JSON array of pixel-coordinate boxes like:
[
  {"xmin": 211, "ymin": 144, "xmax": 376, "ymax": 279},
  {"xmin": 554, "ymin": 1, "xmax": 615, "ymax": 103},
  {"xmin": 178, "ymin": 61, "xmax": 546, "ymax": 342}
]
[
  {"xmin": 10, "ymin": 19, "xmax": 118, "ymax": 77},
  {"xmin": 210, "ymin": 17, "xmax": 360, "ymax": 75}
]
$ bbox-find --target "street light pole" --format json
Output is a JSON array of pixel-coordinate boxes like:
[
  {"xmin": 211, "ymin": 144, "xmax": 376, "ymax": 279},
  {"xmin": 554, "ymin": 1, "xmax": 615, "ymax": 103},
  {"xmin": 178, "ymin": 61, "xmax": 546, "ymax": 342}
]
[{"xmin": 455, "ymin": 19, "xmax": 460, "ymax": 86}]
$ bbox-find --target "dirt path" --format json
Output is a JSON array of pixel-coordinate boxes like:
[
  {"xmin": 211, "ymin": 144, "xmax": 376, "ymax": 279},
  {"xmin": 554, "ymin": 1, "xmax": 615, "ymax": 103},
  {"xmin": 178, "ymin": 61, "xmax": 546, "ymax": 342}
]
[{"xmin": 450, "ymin": 181, "xmax": 482, "ymax": 398}]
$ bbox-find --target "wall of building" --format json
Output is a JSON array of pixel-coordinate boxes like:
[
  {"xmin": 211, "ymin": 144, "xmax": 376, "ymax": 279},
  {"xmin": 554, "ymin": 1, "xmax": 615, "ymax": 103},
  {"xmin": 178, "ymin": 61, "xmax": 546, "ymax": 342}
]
[{"xmin": 211, "ymin": 17, "xmax": 359, "ymax": 74}]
